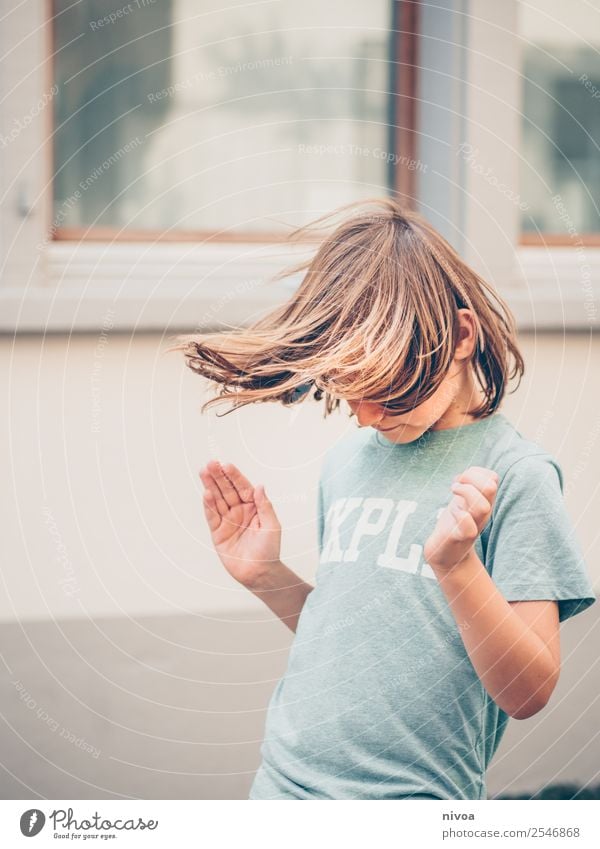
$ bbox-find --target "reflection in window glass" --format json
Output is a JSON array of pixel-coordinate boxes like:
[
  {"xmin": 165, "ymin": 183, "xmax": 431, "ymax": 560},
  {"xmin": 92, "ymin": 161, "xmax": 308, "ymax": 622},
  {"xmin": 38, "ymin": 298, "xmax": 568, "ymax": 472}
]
[
  {"xmin": 52, "ymin": 0, "xmax": 393, "ymax": 234},
  {"xmin": 520, "ymin": 0, "xmax": 600, "ymax": 235}
]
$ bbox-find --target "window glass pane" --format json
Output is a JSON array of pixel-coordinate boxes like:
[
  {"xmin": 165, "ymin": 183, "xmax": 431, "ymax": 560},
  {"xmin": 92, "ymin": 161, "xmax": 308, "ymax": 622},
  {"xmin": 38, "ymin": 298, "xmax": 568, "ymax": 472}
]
[
  {"xmin": 520, "ymin": 0, "xmax": 600, "ymax": 235},
  {"xmin": 53, "ymin": 0, "xmax": 393, "ymax": 234}
]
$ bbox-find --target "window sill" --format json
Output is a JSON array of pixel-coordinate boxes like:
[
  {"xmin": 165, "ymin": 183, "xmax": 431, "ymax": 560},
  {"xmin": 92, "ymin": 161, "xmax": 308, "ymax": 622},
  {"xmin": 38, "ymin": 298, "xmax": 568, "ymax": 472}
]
[
  {"xmin": 0, "ymin": 243, "xmax": 597, "ymax": 333},
  {"xmin": 0, "ymin": 241, "xmax": 306, "ymax": 333},
  {"xmin": 509, "ymin": 247, "xmax": 599, "ymax": 330}
]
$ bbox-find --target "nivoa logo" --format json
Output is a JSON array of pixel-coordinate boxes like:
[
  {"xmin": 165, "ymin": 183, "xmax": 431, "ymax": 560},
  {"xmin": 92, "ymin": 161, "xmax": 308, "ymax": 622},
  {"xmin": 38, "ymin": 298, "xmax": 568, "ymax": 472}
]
[
  {"xmin": 442, "ymin": 811, "xmax": 476, "ymax": 820},
  {"xmin": 19, "ymin": 809, "xmax": 46, "ymax": 837}
]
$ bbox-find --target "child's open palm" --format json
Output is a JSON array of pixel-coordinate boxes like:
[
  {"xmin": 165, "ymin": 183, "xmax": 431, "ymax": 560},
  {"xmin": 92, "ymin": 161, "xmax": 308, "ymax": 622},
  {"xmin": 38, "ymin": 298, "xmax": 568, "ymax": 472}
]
[
  {"xmin": 199, "ymin": 460, "xmax": 282, "ymax": 587},
  {"xmin": 424, "ymin": 466, "xmax": 499, "ymax": 572}
]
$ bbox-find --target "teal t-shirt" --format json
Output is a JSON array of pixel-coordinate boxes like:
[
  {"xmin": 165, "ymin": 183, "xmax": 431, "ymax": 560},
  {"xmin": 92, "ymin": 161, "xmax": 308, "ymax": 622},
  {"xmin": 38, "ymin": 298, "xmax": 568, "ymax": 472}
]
[{"xmin": 249, "ymin": 413, "xmax": 596, "ymax": 800}]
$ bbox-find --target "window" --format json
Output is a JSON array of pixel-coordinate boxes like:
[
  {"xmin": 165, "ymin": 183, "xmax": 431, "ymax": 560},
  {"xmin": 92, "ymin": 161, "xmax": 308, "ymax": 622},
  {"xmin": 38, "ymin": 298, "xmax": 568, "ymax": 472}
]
[
  {"xmin": 51, "ymin": 0, "xmax": 405, "ymax": 240},
  {"xmin": 4, "ymin": 1, "xmax": 594, "ymax": 332},
  {"xmin": 519, "ymin": 0, "xmax": 600, "ymax": 242}
]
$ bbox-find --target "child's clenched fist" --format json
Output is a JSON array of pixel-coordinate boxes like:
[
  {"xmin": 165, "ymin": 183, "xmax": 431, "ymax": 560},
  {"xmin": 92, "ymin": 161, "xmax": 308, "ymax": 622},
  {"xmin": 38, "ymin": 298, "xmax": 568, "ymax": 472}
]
[{"xmin": 424, "ymin": 466, "xmax": 499, "ymax": 572}]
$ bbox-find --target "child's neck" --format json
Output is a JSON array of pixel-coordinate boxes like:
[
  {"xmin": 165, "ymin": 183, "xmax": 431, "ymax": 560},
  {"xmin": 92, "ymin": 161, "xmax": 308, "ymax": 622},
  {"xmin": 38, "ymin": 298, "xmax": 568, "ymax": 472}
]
[{"xmin": 431, "ymin": 371, "xmax": 487, "ymax": 431}]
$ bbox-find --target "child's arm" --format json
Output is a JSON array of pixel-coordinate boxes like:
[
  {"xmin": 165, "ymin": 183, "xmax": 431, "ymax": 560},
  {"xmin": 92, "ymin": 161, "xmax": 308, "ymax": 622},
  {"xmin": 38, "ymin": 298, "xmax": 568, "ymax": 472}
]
[
  {"xmin": 200, "ymin": 460, "xmax": 313, "ymax": 632},
  {"xmin": 243, "ymin": 560, "xmax": 314, "ymax": 633},
  {"xmin": 424, "ymin": 467, "xmax": 561, "ymax": 720}
]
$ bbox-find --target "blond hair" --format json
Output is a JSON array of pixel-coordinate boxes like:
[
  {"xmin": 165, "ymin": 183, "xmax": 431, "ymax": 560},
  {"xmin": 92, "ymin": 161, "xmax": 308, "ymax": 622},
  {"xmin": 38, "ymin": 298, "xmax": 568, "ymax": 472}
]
[{"xmin": 168, "ymin": 197, "xmax": 524, "ymax": 419}]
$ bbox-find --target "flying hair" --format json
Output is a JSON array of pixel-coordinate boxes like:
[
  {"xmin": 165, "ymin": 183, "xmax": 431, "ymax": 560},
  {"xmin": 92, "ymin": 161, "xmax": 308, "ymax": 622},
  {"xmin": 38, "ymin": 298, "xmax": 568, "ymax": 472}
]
[{"xmin": 167, "ymin": 197, "xmax": 524, "ymax": 419}]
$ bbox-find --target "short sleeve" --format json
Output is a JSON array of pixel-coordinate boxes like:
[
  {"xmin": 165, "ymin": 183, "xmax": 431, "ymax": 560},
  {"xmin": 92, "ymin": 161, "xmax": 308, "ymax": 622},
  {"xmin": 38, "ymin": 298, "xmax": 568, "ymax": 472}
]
[{"xmin": 484, "ymin": 453, "xmax": 596, "ymax": 623}]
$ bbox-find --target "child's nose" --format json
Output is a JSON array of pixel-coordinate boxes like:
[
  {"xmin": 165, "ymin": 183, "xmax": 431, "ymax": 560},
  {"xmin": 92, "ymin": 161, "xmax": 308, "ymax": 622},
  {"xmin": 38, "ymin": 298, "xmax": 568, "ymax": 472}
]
[{"xmin": 351, "ymin": 401, "xmax": 384, "ymax": 428}]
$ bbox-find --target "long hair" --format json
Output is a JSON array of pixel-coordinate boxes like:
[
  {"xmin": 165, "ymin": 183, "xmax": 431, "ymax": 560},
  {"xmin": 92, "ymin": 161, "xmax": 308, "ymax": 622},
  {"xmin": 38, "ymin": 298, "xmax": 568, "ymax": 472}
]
[{"xmin": 167, "ymin": 197, "xmax": 524, "ymax": 419}]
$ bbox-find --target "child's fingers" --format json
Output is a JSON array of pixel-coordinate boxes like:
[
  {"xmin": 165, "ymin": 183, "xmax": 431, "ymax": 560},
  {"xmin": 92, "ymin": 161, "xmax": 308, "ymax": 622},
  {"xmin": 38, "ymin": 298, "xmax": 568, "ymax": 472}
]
[
  {"xmin": 450, "ymin": 481, "xmax": 490, "ymax": 520},
  {"xmin": 449, "ymin": 492, "xmax": 467, "ymax": 512},
  {"xmin": 220, "ymin": 462, "xmax": 255, "ymax": 504},
  {"xmin": 454, "ymin": 466, "xmax": 498, "ymax": 500},
  {"xmin": 199, "ymin": 468, "xmax": 229, "ymax": 515},
  {"xmin": 206, "ymin": 460, "xmax": 240, "ymax": 508},
  {"xmin": 202, "ymin": 489, "xmax": 222, "ymax": 532},
  {"xmin": 448, "ymin": 499, "xmax": 478, "ymax": 540}
]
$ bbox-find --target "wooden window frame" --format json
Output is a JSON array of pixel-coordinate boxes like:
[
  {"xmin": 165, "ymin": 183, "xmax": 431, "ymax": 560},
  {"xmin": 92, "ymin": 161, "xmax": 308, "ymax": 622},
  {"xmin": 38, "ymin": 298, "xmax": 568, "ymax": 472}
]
[{"xmin": 520, "ymin": 233, "xmax": 600, "ymax": 247}]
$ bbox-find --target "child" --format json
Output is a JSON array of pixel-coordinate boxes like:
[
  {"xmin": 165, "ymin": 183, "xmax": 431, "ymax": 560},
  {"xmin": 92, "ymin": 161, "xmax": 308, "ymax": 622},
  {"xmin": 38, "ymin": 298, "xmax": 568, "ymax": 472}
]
[{"xmin": 172, "ymin": 198, "xmax": 596, "ymax": 800}]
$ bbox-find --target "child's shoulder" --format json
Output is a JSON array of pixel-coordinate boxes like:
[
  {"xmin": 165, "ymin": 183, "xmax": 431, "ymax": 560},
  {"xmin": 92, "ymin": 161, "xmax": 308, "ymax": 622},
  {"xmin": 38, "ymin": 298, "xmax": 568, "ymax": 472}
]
[{"xmin": 484, "ymin": 414, "xmax": 564, "ymax": 492}]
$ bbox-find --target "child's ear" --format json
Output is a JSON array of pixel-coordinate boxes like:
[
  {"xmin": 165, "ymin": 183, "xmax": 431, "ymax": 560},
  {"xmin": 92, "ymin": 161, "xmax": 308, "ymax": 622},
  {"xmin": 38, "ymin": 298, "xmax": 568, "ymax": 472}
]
[{"xmin": 454, "ymin": 309, "xmax": 477, "ymax": 361}]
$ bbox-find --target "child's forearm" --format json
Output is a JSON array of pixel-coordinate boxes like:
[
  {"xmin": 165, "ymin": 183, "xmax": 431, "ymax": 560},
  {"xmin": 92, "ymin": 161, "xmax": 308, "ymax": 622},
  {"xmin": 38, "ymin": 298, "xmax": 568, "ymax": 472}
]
[
  {"xmin": 430, "ymin": 550, "xmax": 559, "ymax": 719},
  {"xmin": 243, "ymin": 560, "xmax": 314, "ymax": 633}
]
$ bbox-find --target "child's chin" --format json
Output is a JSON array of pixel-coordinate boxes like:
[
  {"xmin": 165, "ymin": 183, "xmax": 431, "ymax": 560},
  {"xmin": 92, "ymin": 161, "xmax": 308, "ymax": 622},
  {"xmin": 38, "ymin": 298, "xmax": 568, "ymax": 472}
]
[{"xmin": 374, "ymin": 424, "xmax": 426, "ymax": 444}]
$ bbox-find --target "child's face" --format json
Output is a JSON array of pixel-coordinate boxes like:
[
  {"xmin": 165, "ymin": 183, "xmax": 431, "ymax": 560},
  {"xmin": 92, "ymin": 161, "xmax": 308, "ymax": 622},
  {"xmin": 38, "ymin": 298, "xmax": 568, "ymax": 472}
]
[
  {"xmin": 346, "ymin": 317, "xmax": 480, "ymax": 443},
  {"xmin": 347, "ymin": 374, "xmax": 460, "ymax": 444},
  {"xmin": 346, "ymin": 311, "xmax": 480, "ymax": 443}
]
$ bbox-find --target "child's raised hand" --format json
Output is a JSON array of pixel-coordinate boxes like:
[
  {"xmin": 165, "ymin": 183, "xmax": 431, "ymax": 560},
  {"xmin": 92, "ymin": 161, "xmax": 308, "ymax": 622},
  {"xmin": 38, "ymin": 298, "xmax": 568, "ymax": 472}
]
[
  {"xmin": 424, "ymin": 466, "xmax": 499, "ymax": 572},
  {"xmin": 199, "ymin": 460, "xmax": 282, "ymax": 588}
]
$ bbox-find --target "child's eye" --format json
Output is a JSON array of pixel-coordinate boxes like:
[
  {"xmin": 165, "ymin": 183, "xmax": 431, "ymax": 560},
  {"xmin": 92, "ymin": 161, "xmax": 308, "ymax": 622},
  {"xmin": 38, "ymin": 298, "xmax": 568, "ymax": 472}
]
[{"xmin": 379, "ymin": 398, "xmax": 414, "ymax": 415}]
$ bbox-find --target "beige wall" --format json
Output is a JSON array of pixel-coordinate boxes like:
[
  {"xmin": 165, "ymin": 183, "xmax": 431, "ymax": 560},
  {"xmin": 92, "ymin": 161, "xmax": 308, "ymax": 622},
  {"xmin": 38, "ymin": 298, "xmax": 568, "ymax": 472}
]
[
  {"xmin": 1, "ymin": 330, "xmax": 598, "ymax": 624},
  {"xmin": 0, "ymin": 331, "xmax": 331, "ymax": 622},
  {"xmin": 1, "ymin": 330, "xmax": 598, "ymax": 799}
]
